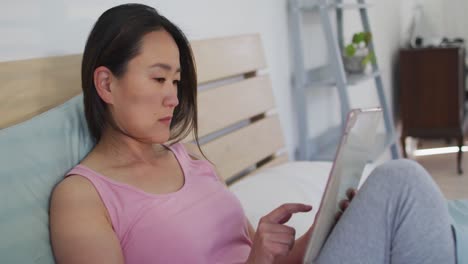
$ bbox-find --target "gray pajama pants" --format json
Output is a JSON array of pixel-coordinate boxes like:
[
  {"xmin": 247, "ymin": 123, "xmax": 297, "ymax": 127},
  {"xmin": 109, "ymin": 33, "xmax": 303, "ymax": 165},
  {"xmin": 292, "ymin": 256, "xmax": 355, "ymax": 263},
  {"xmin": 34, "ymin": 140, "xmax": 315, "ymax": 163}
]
[{"xmin": 315, "ymin": 159, "xmax": 456, "ymax": 264}]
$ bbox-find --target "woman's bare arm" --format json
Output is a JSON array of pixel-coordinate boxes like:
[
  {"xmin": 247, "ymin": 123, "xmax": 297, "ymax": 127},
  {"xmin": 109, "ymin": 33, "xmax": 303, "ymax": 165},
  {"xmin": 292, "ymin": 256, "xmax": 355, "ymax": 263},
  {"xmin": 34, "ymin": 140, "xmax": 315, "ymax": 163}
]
[{"xmin": 50, "ymin": 176, "xmax": 125, "ymax": 264}]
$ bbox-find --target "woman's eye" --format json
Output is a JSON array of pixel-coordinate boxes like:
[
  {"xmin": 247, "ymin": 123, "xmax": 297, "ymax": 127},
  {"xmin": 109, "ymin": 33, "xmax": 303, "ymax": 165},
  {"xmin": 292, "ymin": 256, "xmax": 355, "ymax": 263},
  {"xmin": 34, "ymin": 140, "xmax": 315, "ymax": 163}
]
[
  {"xmin": 173, "ymin": 80, "xmax": 180, "ymax": 86},
  {"xmin": 154, "ymin": 78, "xmax": 165, "ymax": 83}
]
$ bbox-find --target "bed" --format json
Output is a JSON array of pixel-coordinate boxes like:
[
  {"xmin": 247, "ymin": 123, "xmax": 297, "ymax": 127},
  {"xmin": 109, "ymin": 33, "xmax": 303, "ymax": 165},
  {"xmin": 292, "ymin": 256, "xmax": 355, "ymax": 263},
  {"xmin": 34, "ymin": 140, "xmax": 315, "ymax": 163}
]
[{"xmin": 0, "ymin": 34, "xmax": 466, "ymax": 263}]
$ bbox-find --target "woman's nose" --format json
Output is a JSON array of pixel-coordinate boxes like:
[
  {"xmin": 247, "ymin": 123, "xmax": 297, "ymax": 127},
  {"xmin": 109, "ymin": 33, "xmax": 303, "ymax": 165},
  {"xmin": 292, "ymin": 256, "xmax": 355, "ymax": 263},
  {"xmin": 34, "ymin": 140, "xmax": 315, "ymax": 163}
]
[{"xmin": 164, "ymin": 91, "xmax": 179, "ymax": 108}]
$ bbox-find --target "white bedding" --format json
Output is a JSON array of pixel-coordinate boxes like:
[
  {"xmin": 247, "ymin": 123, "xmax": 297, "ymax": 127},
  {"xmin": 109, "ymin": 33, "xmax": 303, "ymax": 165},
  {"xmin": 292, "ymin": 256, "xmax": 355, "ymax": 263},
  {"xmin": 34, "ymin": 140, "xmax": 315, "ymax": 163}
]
[{"xmin": 230, "ymin": 161, "xmax": 377, "ymax": 237}]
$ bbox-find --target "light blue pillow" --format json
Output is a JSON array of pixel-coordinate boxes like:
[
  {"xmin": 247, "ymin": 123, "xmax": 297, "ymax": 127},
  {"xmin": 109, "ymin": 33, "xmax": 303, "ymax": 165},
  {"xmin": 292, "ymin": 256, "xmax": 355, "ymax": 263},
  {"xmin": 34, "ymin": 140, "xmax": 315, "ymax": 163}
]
[
  {"xmin": 0, "ymin": 95, "xmax": 94, "ymax": 263},
  {"xmin": 448, "ymin": 199, "xmax": 468, "ymax": 264}
]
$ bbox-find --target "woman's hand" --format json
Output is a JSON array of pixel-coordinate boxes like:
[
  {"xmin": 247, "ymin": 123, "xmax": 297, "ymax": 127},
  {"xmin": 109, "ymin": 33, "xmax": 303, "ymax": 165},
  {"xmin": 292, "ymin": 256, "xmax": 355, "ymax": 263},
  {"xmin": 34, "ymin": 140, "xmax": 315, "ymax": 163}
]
[
  {"xmin": 245, "ymin": 203, "xmax": 312, "ymax": 264},
  {"xmin": 335, "ymin": 188, "xmax": 357, "ymax": 221}
]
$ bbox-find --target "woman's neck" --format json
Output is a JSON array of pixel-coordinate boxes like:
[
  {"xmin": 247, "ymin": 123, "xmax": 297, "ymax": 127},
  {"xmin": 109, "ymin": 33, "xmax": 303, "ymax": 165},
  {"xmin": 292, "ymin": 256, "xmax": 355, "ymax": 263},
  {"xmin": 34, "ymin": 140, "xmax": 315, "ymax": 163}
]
[{"xmin": 93, "ymin": 126, "xmax": 168, "ymax": 167}]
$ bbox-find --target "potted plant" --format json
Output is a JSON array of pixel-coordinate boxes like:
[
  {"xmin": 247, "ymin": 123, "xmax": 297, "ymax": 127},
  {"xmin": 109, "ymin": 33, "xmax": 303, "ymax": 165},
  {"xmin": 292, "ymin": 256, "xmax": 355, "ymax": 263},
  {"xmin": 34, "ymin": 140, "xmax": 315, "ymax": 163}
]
[{"xmin": 342, "ymin": 31, "xmax": 374, "ymax": 74}]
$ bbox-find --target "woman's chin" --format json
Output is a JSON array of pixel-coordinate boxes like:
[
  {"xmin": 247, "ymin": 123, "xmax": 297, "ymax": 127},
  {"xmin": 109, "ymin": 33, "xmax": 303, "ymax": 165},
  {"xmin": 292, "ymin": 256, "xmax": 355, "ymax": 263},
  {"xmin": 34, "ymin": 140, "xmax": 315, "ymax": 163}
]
[{"xmin": 150, "ymin": 134, "xmax": 171, "ymax": 144}]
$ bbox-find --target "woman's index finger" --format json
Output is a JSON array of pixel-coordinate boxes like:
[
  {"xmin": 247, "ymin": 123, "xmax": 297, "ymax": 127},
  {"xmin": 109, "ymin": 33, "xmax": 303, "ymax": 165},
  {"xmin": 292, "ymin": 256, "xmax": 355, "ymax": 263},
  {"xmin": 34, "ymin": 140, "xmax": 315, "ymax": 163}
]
[{"xmin": 266, "ymin": 203, "xmax": 312, "ymax": 223}]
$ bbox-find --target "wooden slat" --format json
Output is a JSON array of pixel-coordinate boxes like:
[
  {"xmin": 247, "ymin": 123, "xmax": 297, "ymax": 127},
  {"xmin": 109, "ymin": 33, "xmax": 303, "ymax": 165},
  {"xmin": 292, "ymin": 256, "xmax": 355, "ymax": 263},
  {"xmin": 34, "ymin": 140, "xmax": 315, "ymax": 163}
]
[
  {"xmin": 228, "ymin": 153, "xmax": 289, "ymax": 185},
  {"xmin": 197, "ymin": 75, "xmax": 274, "ymax": 138},
  {"xmin": 0, "ymin": 54, "xmax": 82, "ymax": 129},
  {"xmin": 191, "ymin": 34, "xmax": 266, "ymax": 84},
  {"xmin": 258, "ymin": 154, "xmax": 289, "ymax": 171},
  {"xmin": 202, "ymin": 115, "xmax": 285, "ymax": 181}
]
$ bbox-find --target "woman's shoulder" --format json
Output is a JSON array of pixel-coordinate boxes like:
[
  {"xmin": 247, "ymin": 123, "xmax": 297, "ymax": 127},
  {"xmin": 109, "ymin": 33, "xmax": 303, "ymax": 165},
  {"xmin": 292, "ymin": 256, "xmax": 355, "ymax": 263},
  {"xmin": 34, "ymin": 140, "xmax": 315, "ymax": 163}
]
[
  {"xmin": 51, "ymin": 175, "xmax": 112, "ymax": 225},
  {"xmin": 52, "ymin": 175, "xmax": 100, "ymax": 207},
  {"xmin": 180, "ymin": 142, "xmax": 205, "ymax": 161},
  {"xmin": 49, "ymin": 175, "xmax": 118, "ymax": 263}
]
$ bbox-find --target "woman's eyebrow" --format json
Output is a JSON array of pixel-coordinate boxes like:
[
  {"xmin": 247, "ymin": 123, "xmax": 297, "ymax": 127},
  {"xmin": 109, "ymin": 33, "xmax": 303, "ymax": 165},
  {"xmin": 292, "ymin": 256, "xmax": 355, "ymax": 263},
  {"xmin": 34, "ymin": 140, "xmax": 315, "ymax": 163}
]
[{"xmin": 149, "ymin": 63, "xmax": 181, "ymax": 73}]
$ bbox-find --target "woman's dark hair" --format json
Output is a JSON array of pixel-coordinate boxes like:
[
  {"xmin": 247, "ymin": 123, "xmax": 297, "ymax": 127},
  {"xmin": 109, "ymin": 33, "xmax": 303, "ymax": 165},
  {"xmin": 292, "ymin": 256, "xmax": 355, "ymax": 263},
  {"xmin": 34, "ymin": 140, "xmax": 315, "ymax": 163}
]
[{"xmin": 81, "ymin": 3, "xmax": 200, "ymax": 148}]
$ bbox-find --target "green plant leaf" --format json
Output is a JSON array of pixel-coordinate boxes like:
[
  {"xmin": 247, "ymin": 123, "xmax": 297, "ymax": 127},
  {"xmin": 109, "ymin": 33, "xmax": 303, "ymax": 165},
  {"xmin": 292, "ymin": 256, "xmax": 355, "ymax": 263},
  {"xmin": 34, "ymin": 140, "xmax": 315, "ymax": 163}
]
[
  {"xmin": 352, "ymin": 31, "xmax": 372, "ymax": 46},
  {"xmin": 361, "ymin": 52, "xmax": 375, "ymax": 66},
  {"xmin": 364, "ymin": 32, "xmax": 372, "ymax": 45},
  {"xmin": 352, "ymin": 32, "xmax": 365, "ymax": 44},
  {"xmin": 345, "ymin": 44, "xmax": 356, "ymax": 57}
]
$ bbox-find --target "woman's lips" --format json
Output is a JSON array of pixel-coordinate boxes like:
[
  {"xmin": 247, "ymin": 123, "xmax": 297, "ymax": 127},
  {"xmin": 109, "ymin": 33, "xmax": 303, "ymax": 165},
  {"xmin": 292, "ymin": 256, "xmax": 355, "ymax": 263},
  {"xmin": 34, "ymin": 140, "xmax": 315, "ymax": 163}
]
[{"xmin": 158, "ymin": 116, "xmax": 172, "ymax": 125}]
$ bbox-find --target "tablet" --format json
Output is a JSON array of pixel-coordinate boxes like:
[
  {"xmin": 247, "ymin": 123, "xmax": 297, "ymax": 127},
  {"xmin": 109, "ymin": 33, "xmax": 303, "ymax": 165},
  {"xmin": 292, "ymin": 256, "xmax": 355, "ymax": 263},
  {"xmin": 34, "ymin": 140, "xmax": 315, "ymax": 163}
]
[{"xmin": 303, "ymin": 108, "xmax": 382, "ymax": 263}]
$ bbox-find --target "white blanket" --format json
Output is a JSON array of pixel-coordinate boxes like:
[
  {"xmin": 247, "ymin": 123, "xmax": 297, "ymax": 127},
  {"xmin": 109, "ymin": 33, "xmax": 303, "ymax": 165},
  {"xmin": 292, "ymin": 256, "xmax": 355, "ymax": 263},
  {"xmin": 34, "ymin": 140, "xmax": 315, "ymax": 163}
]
[{"xmin": 230, "ymin": 161, "xmax": 376, "ymax": 236}]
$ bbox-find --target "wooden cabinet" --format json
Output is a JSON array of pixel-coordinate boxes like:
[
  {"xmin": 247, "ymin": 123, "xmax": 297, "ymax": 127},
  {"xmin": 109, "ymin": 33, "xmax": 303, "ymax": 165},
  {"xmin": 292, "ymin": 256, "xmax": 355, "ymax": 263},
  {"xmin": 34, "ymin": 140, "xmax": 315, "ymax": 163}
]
[{"xmin": 399, "ymin": 46, "xmax": 467, "ymax": 174}]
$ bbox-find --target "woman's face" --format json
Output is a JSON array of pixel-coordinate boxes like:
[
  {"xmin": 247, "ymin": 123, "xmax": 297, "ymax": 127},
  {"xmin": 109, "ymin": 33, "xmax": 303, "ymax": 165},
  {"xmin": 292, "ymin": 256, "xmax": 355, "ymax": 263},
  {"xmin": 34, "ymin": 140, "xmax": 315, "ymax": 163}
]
[{"xmin": 108, "ymin": 30, "xmax": 180, "ymax": 143}]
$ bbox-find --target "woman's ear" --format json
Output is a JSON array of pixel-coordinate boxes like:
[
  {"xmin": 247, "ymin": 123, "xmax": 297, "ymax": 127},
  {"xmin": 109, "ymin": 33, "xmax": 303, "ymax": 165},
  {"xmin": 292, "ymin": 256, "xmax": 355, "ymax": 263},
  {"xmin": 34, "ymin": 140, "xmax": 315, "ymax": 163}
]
[{"xmin": 93, "ymin": 66, "xmax": 114, "ymax": 104}]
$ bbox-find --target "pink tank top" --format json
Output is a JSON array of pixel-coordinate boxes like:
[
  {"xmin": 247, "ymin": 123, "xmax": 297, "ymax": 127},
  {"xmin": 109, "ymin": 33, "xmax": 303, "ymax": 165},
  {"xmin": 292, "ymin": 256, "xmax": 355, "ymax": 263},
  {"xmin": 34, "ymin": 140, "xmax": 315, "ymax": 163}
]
[{"xmin": 65, "ymin": 143, "xmax": 252, "ymax": 263}]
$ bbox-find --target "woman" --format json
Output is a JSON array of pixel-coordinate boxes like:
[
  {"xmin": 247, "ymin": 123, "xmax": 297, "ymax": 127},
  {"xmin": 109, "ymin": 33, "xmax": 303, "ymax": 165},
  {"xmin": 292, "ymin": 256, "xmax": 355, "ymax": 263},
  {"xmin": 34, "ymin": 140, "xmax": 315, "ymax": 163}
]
[{"xmin": 50, "ymin": 4, "xmax": 456, "ymax": 264}]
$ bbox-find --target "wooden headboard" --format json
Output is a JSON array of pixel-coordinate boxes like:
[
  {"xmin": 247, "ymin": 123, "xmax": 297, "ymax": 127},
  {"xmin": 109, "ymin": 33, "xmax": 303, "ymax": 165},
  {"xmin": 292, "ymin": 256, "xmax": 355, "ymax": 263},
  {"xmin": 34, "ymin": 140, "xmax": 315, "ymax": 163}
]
[{"xmin": 0, "ymin": 34, "xmax": 288, "ymax": 184}]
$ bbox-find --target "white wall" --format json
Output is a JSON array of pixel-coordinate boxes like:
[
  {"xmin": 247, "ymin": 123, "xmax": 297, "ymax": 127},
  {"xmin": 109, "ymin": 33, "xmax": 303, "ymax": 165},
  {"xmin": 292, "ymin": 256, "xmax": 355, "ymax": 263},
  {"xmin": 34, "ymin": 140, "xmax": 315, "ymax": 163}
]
[
  {"xmin": 1, "ymin": 0, "xmax": 406, "ymax": 159},
  {"xmin": 400, "ymin": 0, "xmax": 468, "ymax": 47},
  {"xmin": 442, "ymin": 0, "xmax": 468, "ymax": 43},
  {"xmin": 400, "ymin": 0, "xmax": 445, "ymax": 47}
]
